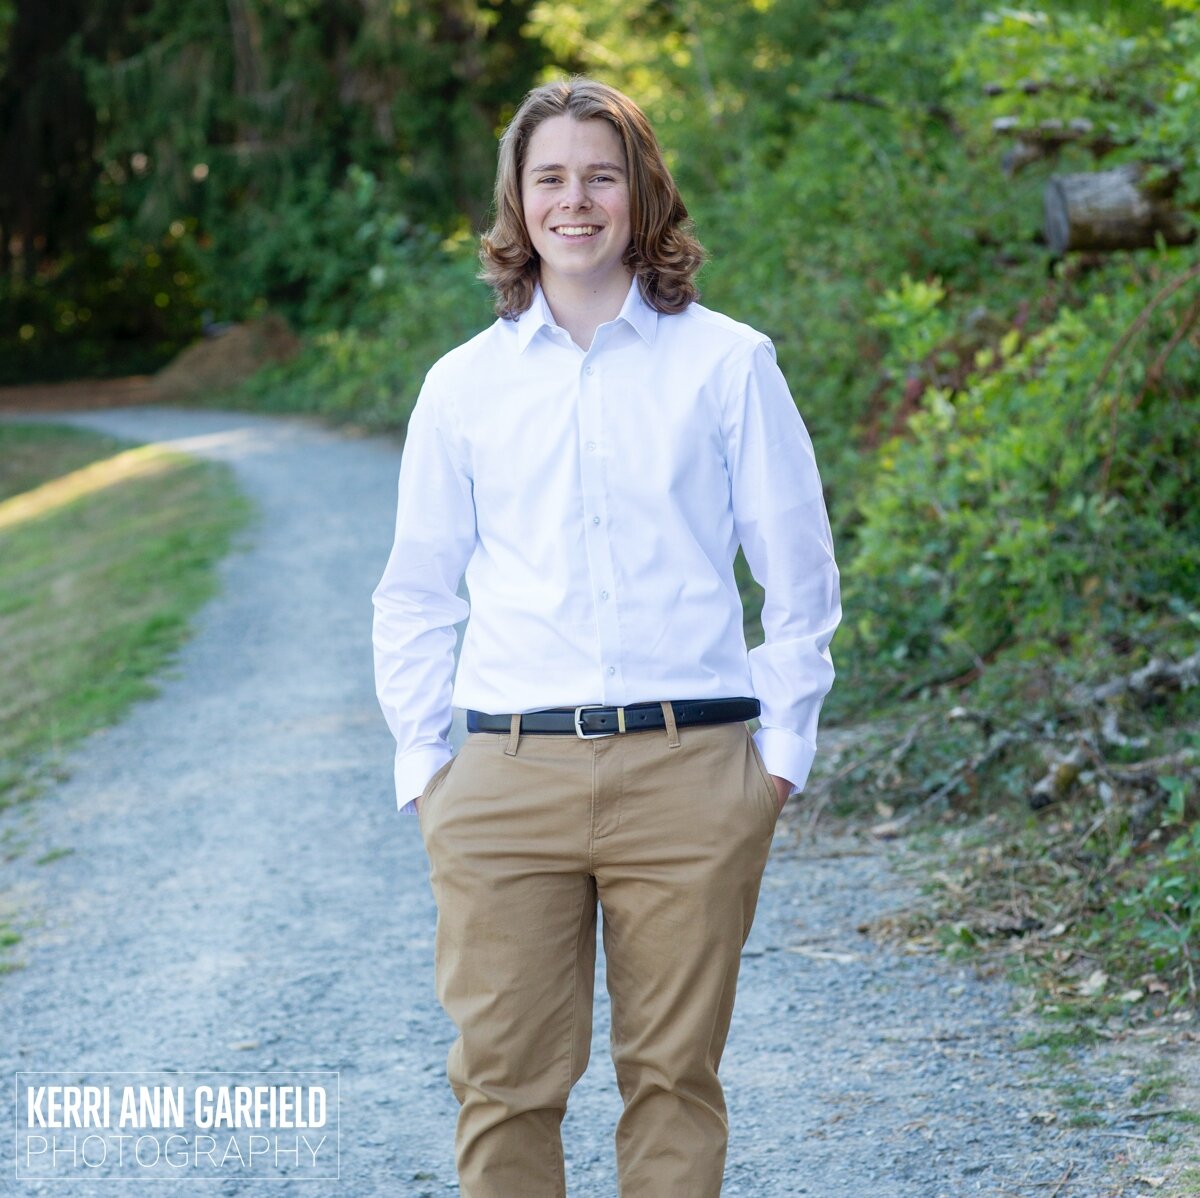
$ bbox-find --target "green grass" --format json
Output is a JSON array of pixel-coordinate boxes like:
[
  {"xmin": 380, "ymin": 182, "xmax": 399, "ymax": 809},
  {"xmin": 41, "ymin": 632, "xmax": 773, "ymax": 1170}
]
[
  {"xmin": 0, "ymin": 422, "xmax": 249, "ymax": 975},
  {"xmin": 0, "ymin": 422, "xmax": 251, "ymax": 810},
  {"xmin": 34, "ymin": 846, "xmax": 74, "ymax": 866},
  {"xmin": 0, "ymin": 423, "xmax": 129, "ymax": 500}
]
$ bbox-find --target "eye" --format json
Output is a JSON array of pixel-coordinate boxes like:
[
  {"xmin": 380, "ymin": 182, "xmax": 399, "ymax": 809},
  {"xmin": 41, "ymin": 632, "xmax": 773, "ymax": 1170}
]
[{"xmin": 536, "ymin": 175, "xmax": 561, "ymax": 185}]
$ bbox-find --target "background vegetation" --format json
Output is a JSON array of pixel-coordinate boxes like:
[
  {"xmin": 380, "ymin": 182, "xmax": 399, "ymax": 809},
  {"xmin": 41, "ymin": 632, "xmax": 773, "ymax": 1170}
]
[{"xmin": 2, "ymin": 0, "xmax": 1197, "ymax": 1018}]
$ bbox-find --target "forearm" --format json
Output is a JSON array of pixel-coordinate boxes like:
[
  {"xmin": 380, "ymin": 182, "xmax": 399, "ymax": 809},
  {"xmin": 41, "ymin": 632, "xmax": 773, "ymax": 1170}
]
[
  {"xmin": 729, "ymin": 342, "xmax": 842, "ymax": 791},
  {"xmin": 372, "ymin": 377, "xmax": 475, "ymax": 807}
]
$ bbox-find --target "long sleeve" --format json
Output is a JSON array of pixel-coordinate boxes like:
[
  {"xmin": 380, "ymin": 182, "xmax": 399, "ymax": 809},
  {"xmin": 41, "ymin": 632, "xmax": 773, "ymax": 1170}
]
[
  {"xmin": 372, "ymin": 373, "xmax": 477, "ymax": 809},
  {"xmin": 725, "ymin": 340, "xmax": 842, "ymax": 792}
]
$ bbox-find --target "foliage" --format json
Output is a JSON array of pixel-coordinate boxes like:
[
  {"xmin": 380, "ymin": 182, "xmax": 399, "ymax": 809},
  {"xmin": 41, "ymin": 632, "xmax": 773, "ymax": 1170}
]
[
  {"xmin": 0, "ymin": 0, "xmax": 548, "ymax": 376},
  {"xmin": 0, "ymin": 0, "xmax": 100, "ymax": 281},
  {"xmin": 888, "ymin": 789, "xmax": 1200, "ymax": 1014},
  {"xmin": 1099, "ymin": 775, "xmax": 1200, "ymax": 1002},
  {"xmin": 849, "ymin": 668, "xmax": 1200, "ymax": 1013},
  {"xmin": 233, "ymin": 239, "xmax": 490, "ymax": 430},
  {"xmin": 841, "ymin": 260, "xmax": 1200, "ymax": 700},
  {"xmin": 678, "ymin": 0, "xmax": 1029, "ymax": 494},
  {"xmin": 0, "ymin": 222, "xmax": 203, "ymax": 384},
  {"xmin": 75, "ymin": 0, "xmax": 546, "ymax": 319},
  {"xmin": 202, "ymin": 165, "xmax": 448, "ymax": 332},
  {"xmin": 949, "ymin": 4, "xmax": 1200, "ymax": 203}
]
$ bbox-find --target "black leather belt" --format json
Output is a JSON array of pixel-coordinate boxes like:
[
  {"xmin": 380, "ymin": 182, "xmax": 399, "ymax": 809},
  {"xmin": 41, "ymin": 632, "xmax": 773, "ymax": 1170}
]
[{"xmin": 466, "ymin": 697, "xmax": 760, "ymax": 739}]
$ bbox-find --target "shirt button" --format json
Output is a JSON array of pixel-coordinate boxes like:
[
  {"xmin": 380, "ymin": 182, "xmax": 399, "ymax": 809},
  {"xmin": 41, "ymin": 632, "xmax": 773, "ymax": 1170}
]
[
  {"xmin": 607, "ymin": 666, "xmax": 616, "ymax": 676},
  {"xmin": 592, "ymin": 516, "xmax": 600, "ymax": 525},
  {"xmin": 600, "ymin": 590, "xmax": 609, "ymax": 600},
  {"xmin": 585, "ymin": 365, "xmax": 595, "ymax": 375},
  {"xmin": 586, "ymin": 441, "xmax": 596, "ymax": 452}
]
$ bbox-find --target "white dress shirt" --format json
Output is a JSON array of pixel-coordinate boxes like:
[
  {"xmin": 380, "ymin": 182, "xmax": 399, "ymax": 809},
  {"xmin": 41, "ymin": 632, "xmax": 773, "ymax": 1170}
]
[{"xmin": 372, "ymin": 277, "xmax": 841, "ymax": 812}]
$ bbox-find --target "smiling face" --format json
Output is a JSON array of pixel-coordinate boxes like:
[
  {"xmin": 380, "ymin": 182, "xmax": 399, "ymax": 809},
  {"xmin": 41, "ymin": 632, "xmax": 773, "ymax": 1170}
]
[{"xmin": 521, "ymin": 114, "xmax": 633, "ymax": 300}]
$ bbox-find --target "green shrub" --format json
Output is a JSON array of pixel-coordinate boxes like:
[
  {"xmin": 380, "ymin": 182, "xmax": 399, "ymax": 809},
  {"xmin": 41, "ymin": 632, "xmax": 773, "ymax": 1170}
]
[
  {"xmin": 234, "ymin": 240, "xmax": 491, "ymax": 431},
  {"xmin": 839, "ymin": 258, "xmax": 1200, "ymax": 705}
]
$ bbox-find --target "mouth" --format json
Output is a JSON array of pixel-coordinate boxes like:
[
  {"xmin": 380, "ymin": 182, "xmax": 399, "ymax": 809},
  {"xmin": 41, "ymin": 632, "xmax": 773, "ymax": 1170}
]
[{"xmin": 552, "ymin": 225, "xmax": 602, "ymax": 239}]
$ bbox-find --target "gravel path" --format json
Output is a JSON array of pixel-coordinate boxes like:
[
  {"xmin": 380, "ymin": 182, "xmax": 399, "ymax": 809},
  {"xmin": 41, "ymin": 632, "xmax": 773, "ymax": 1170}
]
[{"xmin": 0, "ymin": 406, "xmax": 1185, "ymax": 1196}]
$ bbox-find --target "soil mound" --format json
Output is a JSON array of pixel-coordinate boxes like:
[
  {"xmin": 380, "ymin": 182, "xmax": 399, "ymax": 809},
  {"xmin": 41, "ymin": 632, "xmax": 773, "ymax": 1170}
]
[
  {"xmin": 0, "ymin": 314, "xmax": 300, "ymax": 411},
  {"xmin": 153, "ymin": 313, "xmax": 300, "ymax": 401}
]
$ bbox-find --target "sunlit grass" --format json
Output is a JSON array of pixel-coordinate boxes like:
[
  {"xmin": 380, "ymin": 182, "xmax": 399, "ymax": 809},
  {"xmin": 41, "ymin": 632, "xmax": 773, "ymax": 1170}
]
[
  {"xmin": 0, "ymin": 444, "xmax": 176, "ymax": 530},
  {"xmin": 0, "ymin": 423, "xmax": 251, "ymax": 811}
]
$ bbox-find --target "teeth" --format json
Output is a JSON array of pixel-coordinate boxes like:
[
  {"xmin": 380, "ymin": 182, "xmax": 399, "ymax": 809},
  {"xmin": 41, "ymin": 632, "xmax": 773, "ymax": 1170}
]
[{"xmin": 557, "ymin": 226, "xmax": 598, "ymax": 237}]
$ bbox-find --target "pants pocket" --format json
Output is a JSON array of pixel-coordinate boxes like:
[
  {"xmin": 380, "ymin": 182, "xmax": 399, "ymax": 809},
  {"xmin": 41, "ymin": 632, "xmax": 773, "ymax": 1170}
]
[
  {"xmin": 745, "ymin": 729, "xmax": 780, "ymax": 829},
  {"xmin": 418, "ymin": 756, "xmax": 456, "ymax": 826}
]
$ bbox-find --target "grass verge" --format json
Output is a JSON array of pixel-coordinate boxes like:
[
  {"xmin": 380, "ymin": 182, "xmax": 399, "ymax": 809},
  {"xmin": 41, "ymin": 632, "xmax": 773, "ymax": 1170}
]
[{"xmin": 0, "ymin": 421, "xmax": 250, "ymax": 969}]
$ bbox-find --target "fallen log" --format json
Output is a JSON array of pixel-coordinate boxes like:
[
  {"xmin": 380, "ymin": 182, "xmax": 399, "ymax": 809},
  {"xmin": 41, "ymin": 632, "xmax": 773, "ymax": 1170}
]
[
  {"xmin": 1085, "ymin": 651, "xmax": 1200, "ymax": 705},
  {"xmin": 1044, "ymin": 163, "xmax": 1196, "ymax": 253},
  {"xmin": 992, "ymin": 116, "xmax": 1131, "ymax": 175}
]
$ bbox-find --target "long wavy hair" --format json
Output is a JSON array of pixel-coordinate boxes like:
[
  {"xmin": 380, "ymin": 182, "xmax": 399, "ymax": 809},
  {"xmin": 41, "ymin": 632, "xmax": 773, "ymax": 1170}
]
[{"xmin": 479, "ymin": 78, "xmax": 705, "ymax": 319}]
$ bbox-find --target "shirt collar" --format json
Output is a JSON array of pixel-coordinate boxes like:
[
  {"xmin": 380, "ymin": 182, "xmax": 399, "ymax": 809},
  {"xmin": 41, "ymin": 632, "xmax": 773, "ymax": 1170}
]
[
  {"xmin": 514, "ymin": 286, "xmax": 552, "ymax": 352},
  {"xmin": 515, "ymin": 276, "xmax": 659, "ymax": 353},
  {"xmin": 617, "ymin": 277, "xmax": 659, "ymax": 346}
]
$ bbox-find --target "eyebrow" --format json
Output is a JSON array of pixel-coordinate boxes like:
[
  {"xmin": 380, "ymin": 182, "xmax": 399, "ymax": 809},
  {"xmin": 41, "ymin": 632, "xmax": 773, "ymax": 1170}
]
[{"xmin": 526, "ymin": 161, "xmax": 626, "ymax": 175}]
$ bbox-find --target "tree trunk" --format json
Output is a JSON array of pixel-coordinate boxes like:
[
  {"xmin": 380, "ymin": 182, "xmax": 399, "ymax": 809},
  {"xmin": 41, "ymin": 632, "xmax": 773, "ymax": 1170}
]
[
  {"xmin": 226, "ymin": 0, "xmax": 265, "ymax": 149},
  {"xmin": 1044, "ymin": 163, "xmax": 1196, "ymax": 253}
]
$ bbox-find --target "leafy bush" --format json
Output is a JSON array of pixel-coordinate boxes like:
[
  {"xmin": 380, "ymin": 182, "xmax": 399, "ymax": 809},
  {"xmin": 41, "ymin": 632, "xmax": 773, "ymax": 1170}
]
[
  {"xmin": 233, "ymin": 238, "xmax": 491, "ymax": 431},
  {"xmin": 839, "ymin": 259, "xmax": 1200, "ymax": 703}
]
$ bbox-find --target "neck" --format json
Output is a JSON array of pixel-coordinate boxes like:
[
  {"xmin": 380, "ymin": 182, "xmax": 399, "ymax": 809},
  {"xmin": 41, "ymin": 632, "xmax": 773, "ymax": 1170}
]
[{"xmin": 540, "ymin": 269, "xmax": 633, "ymax": 350}]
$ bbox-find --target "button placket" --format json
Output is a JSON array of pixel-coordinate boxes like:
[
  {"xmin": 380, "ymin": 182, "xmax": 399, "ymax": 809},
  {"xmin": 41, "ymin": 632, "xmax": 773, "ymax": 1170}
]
[{"xmin": 576, "ymin": 356, "xmax": 625, "ymax": 701}]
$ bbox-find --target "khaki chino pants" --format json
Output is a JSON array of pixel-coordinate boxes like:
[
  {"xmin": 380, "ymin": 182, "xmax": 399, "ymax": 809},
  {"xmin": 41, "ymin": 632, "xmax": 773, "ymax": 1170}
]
[{"xmin": 417, "ymin": 707, "xmax": 780, "ymax": 1198}]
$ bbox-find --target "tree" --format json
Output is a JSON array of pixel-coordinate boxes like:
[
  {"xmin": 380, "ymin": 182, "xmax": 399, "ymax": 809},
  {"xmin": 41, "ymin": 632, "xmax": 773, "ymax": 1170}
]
[{"xmin": 0, "ymin": 0, "xmax": 98, "ymax": 279}]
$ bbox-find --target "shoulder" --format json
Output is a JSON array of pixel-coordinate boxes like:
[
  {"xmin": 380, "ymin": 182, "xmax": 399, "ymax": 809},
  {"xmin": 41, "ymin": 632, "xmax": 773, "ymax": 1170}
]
[
  {"xmin": 672, "ymin": 302, "xmax": 772, "ymax": 352},
  {"xmin": 655, "ymin": 302, "xmax": 781, "ymax": 401},
  {"xmin": 422, "ymin": 316, "xmax": 517, "ymax": 396},
  {"xmin": 660, "ymin": 301, "xmax": 777, "ymax": 366},
  {"xmin": 409, "ymin": 318, "xmax": 514, "ymax": 452}
]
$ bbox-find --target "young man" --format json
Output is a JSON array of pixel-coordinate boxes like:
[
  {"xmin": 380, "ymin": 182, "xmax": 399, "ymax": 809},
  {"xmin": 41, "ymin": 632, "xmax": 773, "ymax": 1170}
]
[{"xmin": 373, "ymin": 78, "xmax": 840, "ymax": 1198}]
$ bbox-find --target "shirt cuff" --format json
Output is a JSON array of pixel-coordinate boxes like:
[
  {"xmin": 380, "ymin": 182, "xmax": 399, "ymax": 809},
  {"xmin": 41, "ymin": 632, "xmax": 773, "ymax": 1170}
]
[
  {"xmin": 399, "ymin": 797, "xmax": 418, "ymax": 817},
  {"xmin": 394, "ymin": 744, "xmax": 453, "ymax": 813},
  {"xmin": 753, "ymin": 726, "xmax": 818, "ymax": 795}
]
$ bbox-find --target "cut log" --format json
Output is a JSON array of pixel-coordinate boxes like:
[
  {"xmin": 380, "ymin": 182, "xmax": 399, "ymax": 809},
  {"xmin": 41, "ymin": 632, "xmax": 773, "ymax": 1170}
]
[
  {"xmin": 1084, "ymin": 651, "xmax": 1200, "ymax": 705},
  {"xmin": 1044, "ymin": 163, "xmax": 1196, "ymax": 253}
]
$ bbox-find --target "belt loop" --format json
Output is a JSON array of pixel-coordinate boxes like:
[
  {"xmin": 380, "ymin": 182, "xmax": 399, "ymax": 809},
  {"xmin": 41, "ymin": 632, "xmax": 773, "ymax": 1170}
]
[
  {"xmin": 505, "ymin": 713, "xmax": 521, "ymax": 757},
  {"xmin": 661, "ymin": 701, "xmax": 680, "ymax": 749}
]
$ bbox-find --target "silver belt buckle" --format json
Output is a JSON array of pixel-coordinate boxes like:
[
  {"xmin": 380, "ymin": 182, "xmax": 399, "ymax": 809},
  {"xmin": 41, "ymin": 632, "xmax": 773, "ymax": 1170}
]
[{"xmin": 574, "ymin": 705, "xmax": 617, "ymax": 739}]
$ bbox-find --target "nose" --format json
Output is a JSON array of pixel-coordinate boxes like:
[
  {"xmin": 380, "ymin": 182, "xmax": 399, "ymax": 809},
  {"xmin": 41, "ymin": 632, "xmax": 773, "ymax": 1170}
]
[{"xmin": 560, "ymin": 177, "xmax": 591, "ymax": 210}]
